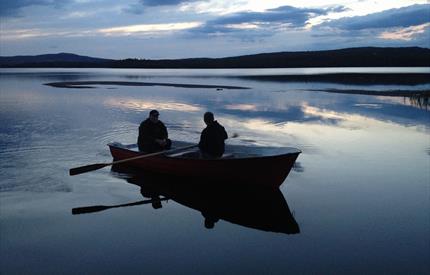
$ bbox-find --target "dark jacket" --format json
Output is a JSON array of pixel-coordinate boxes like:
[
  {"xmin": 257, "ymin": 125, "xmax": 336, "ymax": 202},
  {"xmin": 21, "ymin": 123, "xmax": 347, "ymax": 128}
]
[
  {"xmin": 199, "ymin": 121, "xmax": 228, "ymax": 158},
  {"xmin": 138, "ymin": 118, "xmax": 169, "ymax": 152}
]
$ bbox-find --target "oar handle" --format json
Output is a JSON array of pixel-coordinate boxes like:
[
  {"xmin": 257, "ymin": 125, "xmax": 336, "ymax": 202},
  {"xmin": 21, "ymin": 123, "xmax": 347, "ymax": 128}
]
[{"xmin": 110, "ymin": 144, "xmax": 198, "ymax": 166}]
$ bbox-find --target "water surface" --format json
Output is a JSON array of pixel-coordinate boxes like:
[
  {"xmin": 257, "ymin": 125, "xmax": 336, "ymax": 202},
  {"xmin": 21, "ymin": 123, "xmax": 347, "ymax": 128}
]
[{"xmin": 1, "ymin": 68, "xmax": 429, "ymax": 274}]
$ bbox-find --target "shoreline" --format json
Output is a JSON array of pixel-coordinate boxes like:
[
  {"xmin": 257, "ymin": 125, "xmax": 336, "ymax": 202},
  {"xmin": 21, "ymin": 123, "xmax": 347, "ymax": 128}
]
[
  {"xmin": 239, "ymin": 73, "xmax": 430, "ymax": 85},
  {"xmin": 307, "ymin": 88, "xmax": 430, "ymax": 97},
  {"xmin": 44, "ymin": 81, "xmax": 250, "ymax": 90}
]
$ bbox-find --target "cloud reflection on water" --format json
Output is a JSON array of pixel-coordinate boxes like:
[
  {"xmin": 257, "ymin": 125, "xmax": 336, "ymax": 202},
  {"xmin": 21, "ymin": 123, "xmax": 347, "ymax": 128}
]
[
  {"xmin": 224, "ymin": 103, "xmax": 258, "ymax": 111},
  {"xmin": 104, "ymin": 98, "xmax": 202, "ymax": 112}
]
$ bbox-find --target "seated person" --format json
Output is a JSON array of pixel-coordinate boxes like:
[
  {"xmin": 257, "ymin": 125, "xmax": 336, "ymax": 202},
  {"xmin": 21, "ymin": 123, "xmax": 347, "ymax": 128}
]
[
  {"xmin": 198, "ymin": 112, "xmax": 228, "ymax": 158},
  {"xmin": 138, "ymin": 110, "xmax": 171, "ymax": 153}
]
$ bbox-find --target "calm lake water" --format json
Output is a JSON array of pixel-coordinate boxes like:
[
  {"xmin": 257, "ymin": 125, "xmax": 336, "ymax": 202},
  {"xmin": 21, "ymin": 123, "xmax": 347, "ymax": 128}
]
[{"xmin": 1, "ymin": 68, "xmax": 429, "ymax": 274}]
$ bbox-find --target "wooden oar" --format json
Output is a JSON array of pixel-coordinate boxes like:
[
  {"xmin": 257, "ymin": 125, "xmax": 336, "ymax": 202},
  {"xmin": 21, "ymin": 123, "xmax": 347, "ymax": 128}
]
[
  {"xmin": 69, "ymin": 144, "xmax": 198, "ymax": 176},
  {"xmin": 72, "ymin": 197, "xmax": 169, "ymax": 215}
]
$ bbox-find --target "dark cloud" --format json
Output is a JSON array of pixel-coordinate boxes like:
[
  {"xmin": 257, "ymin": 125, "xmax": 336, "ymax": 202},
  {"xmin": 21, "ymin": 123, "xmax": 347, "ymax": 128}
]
[
  {"xmin": 310, "ymin": 4, "xmax": 430, "ymax": 48},
  {"xmin": 188, "ymin": 5, "xmax": 347, "ymax": 37},
  {"xmin": 122, "ymin": 3, "xmax": 145, "ymax": 15},
  {"xmin": 412, "ymin": 26, "xmax": 430, "ymax": 46},
  {"xmin": 214, "ymin": 5, "xmax": 346, "ymax": 27},
  {"xmin": 140, "ymin": 0, "xmax": 201, "ymax": 6},
  {"xmin": 123, "ymin": 0, "xmax": 204, "ymax": 14},
  {"xmin": 322, "ymin": 4, "xmax": 430, "ymax": 30},
  {"xmin": 0, "ymin": 0, "xmax": 70, "ymax": 17}
]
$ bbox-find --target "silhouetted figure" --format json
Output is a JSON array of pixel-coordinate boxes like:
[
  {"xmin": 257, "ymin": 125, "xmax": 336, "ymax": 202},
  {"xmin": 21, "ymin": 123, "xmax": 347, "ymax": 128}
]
[
  {"xmin": 140, "ymin": 186, "xmax": 162, "ymax": 209},
  {"xmin": 202, "ymin": 212, "xmax": 220, "ymax": 229},
  {"xmin": 138, "ymin": 110, "xmax": 171, "ymax": 152},
  {"xmin": 198, "ymin": 112, "xmax": 228, "ymax": 158}
]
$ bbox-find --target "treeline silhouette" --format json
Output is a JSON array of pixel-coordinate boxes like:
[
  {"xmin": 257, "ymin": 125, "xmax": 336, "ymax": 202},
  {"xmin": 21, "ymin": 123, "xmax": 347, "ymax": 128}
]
[{"xmin": 1, "ymin": 47, "xmax": 429, "ymax": 68}]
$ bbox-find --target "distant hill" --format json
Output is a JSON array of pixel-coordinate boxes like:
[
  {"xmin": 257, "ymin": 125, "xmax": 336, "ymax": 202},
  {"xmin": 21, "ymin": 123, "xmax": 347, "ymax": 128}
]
[
  {"xmin": 112, "ymin": 47, "xmax": 430, "ymax": 68},
  {"xmin": 0, "ymin": 53, "xmax": 113, "ymax": 67},
  {"xmin": 1, "ymin": 47, "xmax": 429, "ymax": 68}
]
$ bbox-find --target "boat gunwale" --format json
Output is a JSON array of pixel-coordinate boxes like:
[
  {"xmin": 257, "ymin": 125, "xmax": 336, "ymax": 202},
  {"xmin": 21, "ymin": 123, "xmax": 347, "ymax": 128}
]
[{"xmin": 108, "ymin": 142, "xmax": 301, "ymax": 161}]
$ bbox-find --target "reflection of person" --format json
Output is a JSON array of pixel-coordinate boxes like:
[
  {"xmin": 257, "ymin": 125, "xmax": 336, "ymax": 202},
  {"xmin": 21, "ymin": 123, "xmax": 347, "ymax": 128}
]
[
  {"xmin": 138, "ymin": 110, "xmax": 171, "ymax": 152},
  {"xmin": 198, "ymin": 112, "xmax": 228, "ymax": 158},
  {"xmin": 202, "ymin": 212, "xmax": 220, "ymax": 229},
  {"xmin": 140, "ymin": 187, "xmax": 162, "ymax": 209}
]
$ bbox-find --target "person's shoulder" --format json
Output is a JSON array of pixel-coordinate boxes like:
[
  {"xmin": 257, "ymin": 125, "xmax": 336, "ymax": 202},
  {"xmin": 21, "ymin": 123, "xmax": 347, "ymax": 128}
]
[
  {"xmin": 214, "ymin": 121, "xmax": 225, "ymax": 129},
  {"xmin": 140, "ymin": 118, "xmax": 151, "ymax": 127},
  {"xmin": 157, "ymin": 120, "xmax": 167, "ymax": 127},
  {"xmin": 215, "ymin": 121, "xmax": 227, "ymax": 136},
  {"xmin": 201, "ymin": 126, "xmax": 208, "ymax": 135}
]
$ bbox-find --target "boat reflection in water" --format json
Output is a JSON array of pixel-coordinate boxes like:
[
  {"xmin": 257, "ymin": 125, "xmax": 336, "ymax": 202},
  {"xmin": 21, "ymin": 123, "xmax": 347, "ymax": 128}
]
[{"xmin": 107, "ymin": 164, "xmax": 300, "ymax": 234}]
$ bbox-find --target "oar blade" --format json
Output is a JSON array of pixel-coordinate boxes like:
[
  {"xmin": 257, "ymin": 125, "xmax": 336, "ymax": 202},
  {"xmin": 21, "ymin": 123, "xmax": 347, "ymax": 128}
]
[
  {"xmin": 72, "ymin": 205, "xmax": 110, "ymax": 215},
  {"xmin": 69, "ymin": 163, "xmax": 108, "ymax": 176}
]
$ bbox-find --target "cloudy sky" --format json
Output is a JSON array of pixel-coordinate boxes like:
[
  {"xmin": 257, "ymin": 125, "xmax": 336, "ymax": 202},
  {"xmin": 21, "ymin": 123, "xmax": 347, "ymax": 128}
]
[{"xmin": 0, "ymin": 0, "xmax": 429, "ymax": 59}]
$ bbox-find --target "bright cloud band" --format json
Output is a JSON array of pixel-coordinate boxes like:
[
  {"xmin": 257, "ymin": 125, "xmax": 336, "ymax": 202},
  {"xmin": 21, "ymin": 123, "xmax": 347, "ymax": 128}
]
[
  {"xmin": 99, "ymin": 22, "xmax": 203, "ymax": 36},
  {"xmin": 379, "ymin": 23, "xmax": 430, "ymax": 41}
]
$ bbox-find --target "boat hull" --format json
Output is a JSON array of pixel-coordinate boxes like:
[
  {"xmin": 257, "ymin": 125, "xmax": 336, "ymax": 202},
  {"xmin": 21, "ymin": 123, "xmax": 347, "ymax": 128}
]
[{"xmin": 108, "ymin": 143, "xmax": 300, "ymax": 187}]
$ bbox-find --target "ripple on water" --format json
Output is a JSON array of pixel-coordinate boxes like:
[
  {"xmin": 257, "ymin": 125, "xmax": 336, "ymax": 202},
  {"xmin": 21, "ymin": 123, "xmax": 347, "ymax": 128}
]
[
  {"xmin": 295, "ymin": 144, "xmax": 320, "ymax": 154},
  {"xmin": 97, "ymin": 124, "xmax": 136, "ymax": 144},
  {"xmin": 0, "ymin": 144, "xmax": 74, "ymax": 192},
  {"xmin": 0, "ymin": 163, "xmax": 73, "ymax": 193}
]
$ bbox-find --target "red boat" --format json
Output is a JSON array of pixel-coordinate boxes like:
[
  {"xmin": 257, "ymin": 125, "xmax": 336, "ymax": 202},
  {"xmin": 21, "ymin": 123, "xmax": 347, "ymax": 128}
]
[{"xmin": 108, "ymin": 142, "xmax": 301, "ymax": 187}]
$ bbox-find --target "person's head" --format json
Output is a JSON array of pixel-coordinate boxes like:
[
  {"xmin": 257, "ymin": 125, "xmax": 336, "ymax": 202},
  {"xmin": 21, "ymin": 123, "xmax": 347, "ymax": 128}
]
[
  {"xmin": 151, "ymin": 198, "xmax": 162, "ymax": 209},
  {"xmin": 204, "ymin": 218, "xmax": 215, "ymax": 229},
  {"xmin": 149, "ymin": 109, "xmax": 159, "ymax": 123},
  {"xmin": 203, "ymin": 214, "xmax": 219, "ymax": 229},
  {"xmin": 203, "ymin": 112, "xmax": 214, "ymax": 125}
]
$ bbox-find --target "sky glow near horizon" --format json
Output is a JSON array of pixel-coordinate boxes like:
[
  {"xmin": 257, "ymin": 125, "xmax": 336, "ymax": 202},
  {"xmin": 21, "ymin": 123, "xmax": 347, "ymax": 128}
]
[{"xmin": 0, "ymin": 0, "xmax": 429, "ymax": 58}]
